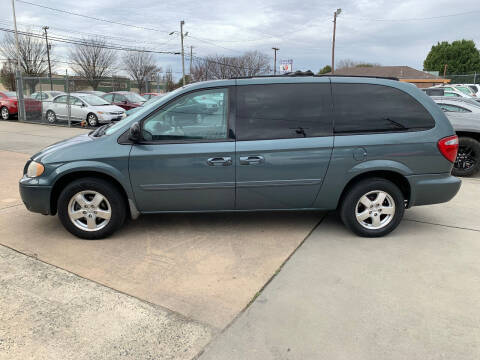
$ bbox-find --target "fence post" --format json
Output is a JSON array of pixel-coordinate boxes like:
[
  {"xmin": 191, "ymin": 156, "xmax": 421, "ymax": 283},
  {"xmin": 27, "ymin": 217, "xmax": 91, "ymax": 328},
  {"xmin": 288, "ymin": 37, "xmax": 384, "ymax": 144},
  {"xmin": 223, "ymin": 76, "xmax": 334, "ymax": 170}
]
[
  {"xmin": 66, "ymin": 74, "xmax": 71, "ymax": 127},
  {"xmin": 474, "ymin": 72, "xmax": 477, "ymax": 85},
  {"xmin": 15, "ymin": 71, "xmax": 26, "ymax": 122}
]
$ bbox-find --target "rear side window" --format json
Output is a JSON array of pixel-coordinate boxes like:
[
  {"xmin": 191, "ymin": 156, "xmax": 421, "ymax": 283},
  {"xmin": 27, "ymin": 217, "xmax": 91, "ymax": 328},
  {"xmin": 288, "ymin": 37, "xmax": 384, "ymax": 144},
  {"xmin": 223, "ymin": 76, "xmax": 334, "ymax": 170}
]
[
  {"xmin": 333, "ymin": 83, "xmax": 435, "ymax": 134},
  {"xmin": 236, "ymin": 83, "xmax": 333, "ymax": 140}
]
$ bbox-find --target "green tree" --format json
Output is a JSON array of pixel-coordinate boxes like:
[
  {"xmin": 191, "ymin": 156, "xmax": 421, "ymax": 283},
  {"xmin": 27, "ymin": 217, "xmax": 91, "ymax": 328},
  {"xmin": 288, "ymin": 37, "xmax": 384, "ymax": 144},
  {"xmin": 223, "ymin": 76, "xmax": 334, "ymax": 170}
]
[
  {"xmin": 423, "ymin": 40, "xmax": 480, "ymax": 75},
  {"xmin": 318, "ymin": 65, "xmax": 331, "ymax": 74}
]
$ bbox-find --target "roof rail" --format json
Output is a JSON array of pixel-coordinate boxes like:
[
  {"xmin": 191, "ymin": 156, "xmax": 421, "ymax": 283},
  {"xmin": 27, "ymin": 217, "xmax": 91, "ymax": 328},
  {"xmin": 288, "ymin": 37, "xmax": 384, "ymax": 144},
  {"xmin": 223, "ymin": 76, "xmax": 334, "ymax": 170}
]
[{"xmin": 231, "ymin": 72, "xmax": 398, "ymax": 81}]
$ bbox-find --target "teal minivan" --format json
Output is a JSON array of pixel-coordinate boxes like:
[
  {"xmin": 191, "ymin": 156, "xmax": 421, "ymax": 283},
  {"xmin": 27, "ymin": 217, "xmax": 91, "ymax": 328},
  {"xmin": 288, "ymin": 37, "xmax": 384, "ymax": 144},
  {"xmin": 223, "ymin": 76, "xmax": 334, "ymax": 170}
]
[{"xmin": 19, "ymin": 75, "xmax": 461, "ymax": 239}]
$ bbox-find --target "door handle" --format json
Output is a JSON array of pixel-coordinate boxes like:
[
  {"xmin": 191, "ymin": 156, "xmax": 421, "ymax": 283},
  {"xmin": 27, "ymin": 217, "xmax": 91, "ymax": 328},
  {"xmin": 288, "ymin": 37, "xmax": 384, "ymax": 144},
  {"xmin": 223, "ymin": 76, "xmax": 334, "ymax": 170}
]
[
  {"xmin": 207, "ymin": 157, "xmax": 232, "ymax": 166},
  {"xmin": 239, "ymin": 155, "xmax": 265, "ymax": 165}
]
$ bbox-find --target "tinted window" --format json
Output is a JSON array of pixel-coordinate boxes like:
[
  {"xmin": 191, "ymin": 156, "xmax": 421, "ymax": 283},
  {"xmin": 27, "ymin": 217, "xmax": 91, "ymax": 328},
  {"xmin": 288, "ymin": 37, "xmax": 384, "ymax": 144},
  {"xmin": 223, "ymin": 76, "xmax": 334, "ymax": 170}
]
[
  {"xmin": 333, "ymin": 83, "xmax": 435, "ymax": 133},
  {"xmin": 236, "ymin": 83, "xmax": 332, "ymax": 141},
  {"xmin": 142, "ymin": 88, "xmax": 228, "ymax": 142}
]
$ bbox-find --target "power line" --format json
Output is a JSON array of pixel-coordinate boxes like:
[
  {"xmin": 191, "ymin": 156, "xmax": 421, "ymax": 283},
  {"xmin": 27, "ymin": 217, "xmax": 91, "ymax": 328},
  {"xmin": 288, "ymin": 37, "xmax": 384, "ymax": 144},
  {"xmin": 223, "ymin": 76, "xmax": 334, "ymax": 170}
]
[
  {"xmin": 343, "ymin": 9, "xmax": 480, "ymax": 22},
  {"xmin": 0, "ymin": 27, "xmax": 181, "ymax": 55},
  {"xmin": 17, "ymin": 0, "xmax": 172, "ymax": 34}
]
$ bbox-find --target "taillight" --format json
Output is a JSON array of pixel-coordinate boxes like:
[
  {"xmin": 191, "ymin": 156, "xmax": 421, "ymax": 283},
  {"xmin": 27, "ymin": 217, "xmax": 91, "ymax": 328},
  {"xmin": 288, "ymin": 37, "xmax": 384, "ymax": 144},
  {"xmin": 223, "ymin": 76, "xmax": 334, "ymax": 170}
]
[{"xmin": 437, "ymin": 135, "xmax": 459, "ymax": 162}]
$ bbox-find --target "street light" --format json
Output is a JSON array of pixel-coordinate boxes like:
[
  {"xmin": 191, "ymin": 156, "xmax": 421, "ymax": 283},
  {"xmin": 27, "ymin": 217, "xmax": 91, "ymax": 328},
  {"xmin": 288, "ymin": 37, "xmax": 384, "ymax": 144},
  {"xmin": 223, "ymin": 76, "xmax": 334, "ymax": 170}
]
[{"xmin": 331, "ymin": 8, "xmax": 342, "ymax": 74}]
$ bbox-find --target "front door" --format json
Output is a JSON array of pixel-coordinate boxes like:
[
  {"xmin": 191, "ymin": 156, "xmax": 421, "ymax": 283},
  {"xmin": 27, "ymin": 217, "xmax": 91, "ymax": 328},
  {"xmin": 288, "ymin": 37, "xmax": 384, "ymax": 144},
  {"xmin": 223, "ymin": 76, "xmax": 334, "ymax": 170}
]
[
  {"xmin": 129, "ymin": 87, "xmax": 235, "ymax": 212},
  {"xmin": 235, "ymin": 81, "xmax": 334, "ymax": 210}
]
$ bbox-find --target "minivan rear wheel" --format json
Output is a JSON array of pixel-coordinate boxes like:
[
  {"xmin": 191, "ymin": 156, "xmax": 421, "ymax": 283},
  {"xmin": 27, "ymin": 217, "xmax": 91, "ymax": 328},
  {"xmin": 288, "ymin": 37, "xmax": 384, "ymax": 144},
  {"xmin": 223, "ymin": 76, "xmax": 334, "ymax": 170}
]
[
  {"xmin": 340, "ymin": 178, "xmax": 405, "ymax": 237},
  {"xmin": 57, "ymin": 177, "xmax": 126, "ymax": 239},
  {"xmin": 452, "ymin": 137, "xmax": 480, "ymax": 177}
]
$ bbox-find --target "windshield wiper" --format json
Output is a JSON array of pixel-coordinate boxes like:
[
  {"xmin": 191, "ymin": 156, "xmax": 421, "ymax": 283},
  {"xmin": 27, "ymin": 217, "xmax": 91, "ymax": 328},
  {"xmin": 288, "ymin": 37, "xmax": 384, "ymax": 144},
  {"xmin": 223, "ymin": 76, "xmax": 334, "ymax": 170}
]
[{"xmin": 383, "ymin": 118, "xmax": 407, "ymax": 129}]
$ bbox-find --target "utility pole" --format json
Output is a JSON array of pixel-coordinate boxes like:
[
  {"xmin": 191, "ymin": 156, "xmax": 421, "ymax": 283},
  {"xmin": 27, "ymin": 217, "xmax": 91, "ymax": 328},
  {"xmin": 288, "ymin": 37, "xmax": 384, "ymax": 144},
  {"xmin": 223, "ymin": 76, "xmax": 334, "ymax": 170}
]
[
  {"xmin": 189, "ymin": 45, "xmax": 193, "ymax": 77},
  {"xmin": 180, "ymin": 20, "xmax": 186, "ymax": 86},
  {"xmin": 272, "ymin": 47, "xmax": 279, "ymax": 75},
  {"xmin": 42, "ymin": 26, "xmax": 53, "ymax": 90},
  {"xmin": 11, "ymin": 0, "xmax": 25, "ymax": 121},
  {"xmin": 331, "ymin": 8, "xmax": 342, "ymax": 74}
]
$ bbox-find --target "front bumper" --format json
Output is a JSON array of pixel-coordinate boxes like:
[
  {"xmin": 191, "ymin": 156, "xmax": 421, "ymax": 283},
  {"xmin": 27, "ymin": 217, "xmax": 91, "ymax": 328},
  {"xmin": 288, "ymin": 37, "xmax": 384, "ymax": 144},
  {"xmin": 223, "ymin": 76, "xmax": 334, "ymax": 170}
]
[
  {"xmin": 19, "ymin": 178, "xmax": 53, "ymax": 215},
  {"xmin": 407, "ymin": 173, "xmax": 461, "ymax": 207}
]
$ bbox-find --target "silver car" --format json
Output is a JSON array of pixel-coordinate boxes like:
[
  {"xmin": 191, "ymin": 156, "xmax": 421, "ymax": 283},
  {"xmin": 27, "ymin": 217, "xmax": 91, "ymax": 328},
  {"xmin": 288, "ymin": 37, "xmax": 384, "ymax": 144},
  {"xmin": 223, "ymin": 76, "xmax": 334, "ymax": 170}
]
[
  {"xmin": 433, "ymin": 96, "xmax": 480, "ymax": 177},
  {"xmin": 45, "ymin": 93, "xmax": 126, "ymax": 126}
]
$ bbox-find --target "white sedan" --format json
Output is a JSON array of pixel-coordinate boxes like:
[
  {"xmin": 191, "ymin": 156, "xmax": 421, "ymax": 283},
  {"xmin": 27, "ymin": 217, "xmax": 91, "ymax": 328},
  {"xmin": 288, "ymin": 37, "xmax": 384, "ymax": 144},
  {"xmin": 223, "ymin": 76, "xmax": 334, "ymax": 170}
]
[{"xmin": 45, "ymin": 93, "xmax": 126, "ymax": 126}]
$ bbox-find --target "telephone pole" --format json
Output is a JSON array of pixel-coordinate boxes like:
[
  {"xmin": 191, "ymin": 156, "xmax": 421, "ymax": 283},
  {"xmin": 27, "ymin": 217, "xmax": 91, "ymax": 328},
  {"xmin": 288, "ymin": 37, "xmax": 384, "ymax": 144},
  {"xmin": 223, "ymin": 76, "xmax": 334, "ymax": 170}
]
[
  {"xmin": 11, "ymin": 0, "xmax": 25, "ymax": 121},
  {"xmin": 42, "ymin": 26, "xmax": 53, "ymax": 90},
  {"xmin": 272, "ymin": 47, "xmax": 279, "ymax": 75},
  {"xmin": 331, "ymin": 8, "xmax": 342, "ymax": 74},
  {"xmin": 189, "ymin": 45, "xmax": 193, "ymax": 77},
  {"xmin": 180, "ymin": 20, "xmax": 186, "ymax": 86}
]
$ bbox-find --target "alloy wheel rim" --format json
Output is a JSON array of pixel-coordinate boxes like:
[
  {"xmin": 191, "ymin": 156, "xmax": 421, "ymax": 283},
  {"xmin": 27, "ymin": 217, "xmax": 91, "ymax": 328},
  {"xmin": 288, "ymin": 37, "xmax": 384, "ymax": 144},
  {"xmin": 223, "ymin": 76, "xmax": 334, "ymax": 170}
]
[
  {"xmin": 88, "ymin": 115, "xmax": 97, "ymax": 126},
  {"xmin": 68, "ymin": 190, "xmax": 111, "ymax": 232},
  {"xmin": 454, "ymin": 146, "xmax": 476, "ymax": 171},
  {"xmin": 1, "ymin": 108, "xmax": 8, "ymax": 119},
  {"xmin": 355, "ymin": 190, "xmax": 396, "ymax": 230},
  {"xmin": 47, "ymin": 111, "xmax": 55, "ymax": 123}
]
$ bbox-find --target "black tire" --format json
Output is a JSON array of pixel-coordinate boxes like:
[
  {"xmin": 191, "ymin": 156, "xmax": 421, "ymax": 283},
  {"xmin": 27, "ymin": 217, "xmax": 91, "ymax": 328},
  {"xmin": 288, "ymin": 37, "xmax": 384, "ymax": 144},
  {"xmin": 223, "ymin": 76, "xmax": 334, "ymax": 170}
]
[
  {"xmin": 87, "ymin": 113, "xmax": 98, "ymax": 127},
  {"xmin": 340, "ymin": 178, "xmax": 405, "ymax": 237},
  {"xmin": 57, "ymin": 177, "xmax": 126, "ymax": 239},
  {"xmin": 452, "ymin": 137, "xmax": 480, "ymax": 177},
  {"xmin": 1, "ymin": 106, "xmax": 10, "ymax": 120},
  {"xmin": 46, "ymin": 110, "xmax": 56, "ymax": 124}
]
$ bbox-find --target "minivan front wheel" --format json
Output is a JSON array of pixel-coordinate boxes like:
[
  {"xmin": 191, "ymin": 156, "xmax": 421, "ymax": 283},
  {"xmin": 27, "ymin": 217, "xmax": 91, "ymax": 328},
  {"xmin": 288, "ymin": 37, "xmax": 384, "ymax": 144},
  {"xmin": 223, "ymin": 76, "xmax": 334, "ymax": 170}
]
[
  {"xmin": 340, "ymin": 178, "xmax": 405, "ymax": 237},
  {"xmin": 57, "ymin": 178, "xmax": 126, "ymax": 239}
]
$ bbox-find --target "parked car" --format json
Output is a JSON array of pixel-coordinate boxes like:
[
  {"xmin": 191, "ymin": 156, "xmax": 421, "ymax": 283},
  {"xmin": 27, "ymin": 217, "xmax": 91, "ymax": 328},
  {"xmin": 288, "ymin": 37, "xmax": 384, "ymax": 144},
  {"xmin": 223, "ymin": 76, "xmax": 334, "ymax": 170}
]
[
  {"xmin": 30, "ymin": 91, "xmax": 65, "ymax": 102},
  {"xmin": 141, "ymin": 92, "xmax": 164, "ymax": 100},
  {"xmin": 462, "ymin": 84, "xmax": 480, "ymax": 96},
  {"xmin": 432, "ymin": 96, "xmax": 480, "ymax": 177},
  {"xmin": 125, "ymin": 97, "xmax": 163, "ymax": 116},
  {"xmin": 441, "ymin": 85, "xmax": 476, "ymax": 97},
  {"xmin": 102, "ymin": 91, "xmax": 146, "ymax": 110},
  {"xmin": 19, "ymin": 75, "xmax": 461, "ymax": 239},
  {"xmin": 80, "ymin": 91, "xmax": 106, "ymax": 97},
  {"xmin": 45, "ymin": 93, "xmax": 126, "ymax": 126},
  {"xmin": 0, "ymin": 91, "xmax": 42, "ymax": 120}
]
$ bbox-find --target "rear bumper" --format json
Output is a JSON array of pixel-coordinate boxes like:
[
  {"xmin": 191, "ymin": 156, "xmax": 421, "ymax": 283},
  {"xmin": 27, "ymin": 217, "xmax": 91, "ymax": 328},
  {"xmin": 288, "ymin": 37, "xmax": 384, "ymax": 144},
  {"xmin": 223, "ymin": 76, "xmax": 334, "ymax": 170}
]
[
  {"xmin": 19, "ymin": 179, "xmax": 52, "ymax": 215},
  {"xmin": 407, "ymin": 173, "xmax": 461, "ymax": 207}
]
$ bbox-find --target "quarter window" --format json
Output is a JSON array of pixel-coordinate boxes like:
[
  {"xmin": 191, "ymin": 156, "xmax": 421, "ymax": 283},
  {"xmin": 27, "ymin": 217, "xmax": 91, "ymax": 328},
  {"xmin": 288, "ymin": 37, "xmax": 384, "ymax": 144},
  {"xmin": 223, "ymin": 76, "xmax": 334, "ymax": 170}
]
[
  {"xmin": 332, "ymin": 83, "xmax": 435, "ymax": 133},
  {"xmin": 141, "ymin": 88, "xmax": 228, "ymax": 142},
  {"xmin": 236, "ymin": 83, "xmax": 333, "ymax": 141}
]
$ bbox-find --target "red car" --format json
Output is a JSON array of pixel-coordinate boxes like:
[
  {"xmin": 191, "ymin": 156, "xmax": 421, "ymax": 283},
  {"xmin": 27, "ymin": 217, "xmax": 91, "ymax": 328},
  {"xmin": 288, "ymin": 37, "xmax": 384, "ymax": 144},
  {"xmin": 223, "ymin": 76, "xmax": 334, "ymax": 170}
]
[
  {"xmin": 102, "ymin": 91, "xmax": 146, "ymax": 111},
  {"xmin": 141, "ymin": 92, "xmax": 164, "ymax": 100},
  {"xmin": 0, "ymin": 91, "xmax": 42, "ymax": 120}
]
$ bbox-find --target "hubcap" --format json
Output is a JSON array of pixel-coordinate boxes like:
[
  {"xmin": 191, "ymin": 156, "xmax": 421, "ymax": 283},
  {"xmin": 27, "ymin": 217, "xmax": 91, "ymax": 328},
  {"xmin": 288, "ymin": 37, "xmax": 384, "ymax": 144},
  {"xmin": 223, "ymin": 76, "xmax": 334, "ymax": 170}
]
[
  {"xmin": 68, "ymin": 190, "xmax": 111, "ymax": 232},
  {"xmin": 455, "ymin": 146, "xmax": 476, "ymax": 171},
  {"xmin": 355, "ymin": 190, "xmax": 396, "ymax": 230},
  {"xmin": 47, "ymin": 112, "xmax": 55, "ymax": 123},
  {"xmin": 88, "ymin": 115, "xmax": 97, "ymax": 126},
  {"xmin": 1, "ymin": 108, "xmax": 8, "ymax": 119}
]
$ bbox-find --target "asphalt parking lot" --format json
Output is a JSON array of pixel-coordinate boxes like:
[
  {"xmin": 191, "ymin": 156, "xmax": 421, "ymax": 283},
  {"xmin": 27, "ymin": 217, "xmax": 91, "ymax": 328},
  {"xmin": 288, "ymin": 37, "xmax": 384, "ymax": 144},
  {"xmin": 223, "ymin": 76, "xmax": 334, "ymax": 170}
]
[{"xmin": 1, "ymin": 121, "xmax": 479, "ymax": 359}]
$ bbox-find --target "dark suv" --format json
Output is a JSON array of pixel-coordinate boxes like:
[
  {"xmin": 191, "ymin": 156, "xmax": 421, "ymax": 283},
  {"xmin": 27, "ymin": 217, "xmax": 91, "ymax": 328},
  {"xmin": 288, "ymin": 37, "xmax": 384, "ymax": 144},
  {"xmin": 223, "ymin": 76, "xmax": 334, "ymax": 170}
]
[{"xmin": 20, "ymin": 75, "xmax": 461, "ymax": 239}]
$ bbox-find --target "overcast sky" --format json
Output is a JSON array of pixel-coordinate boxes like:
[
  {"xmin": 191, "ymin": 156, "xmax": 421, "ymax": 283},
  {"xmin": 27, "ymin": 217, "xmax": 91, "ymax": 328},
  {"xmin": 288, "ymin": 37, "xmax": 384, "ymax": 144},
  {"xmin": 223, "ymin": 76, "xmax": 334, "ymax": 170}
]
[{"xmin": 4, "ymin": 0, "xmax": 480, "ymax": 79}]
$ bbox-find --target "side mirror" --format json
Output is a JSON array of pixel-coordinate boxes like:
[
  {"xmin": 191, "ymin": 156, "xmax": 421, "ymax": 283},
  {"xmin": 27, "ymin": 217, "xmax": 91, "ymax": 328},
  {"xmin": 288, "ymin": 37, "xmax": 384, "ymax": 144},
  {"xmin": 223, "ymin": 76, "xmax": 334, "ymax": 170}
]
[
  {"xmin": 122, "ymin": 100, "xmax": 128, "ymax": 104},
  {"xmin": 128, "ymin": 122, "xmax": 141, "ymax": 142}
]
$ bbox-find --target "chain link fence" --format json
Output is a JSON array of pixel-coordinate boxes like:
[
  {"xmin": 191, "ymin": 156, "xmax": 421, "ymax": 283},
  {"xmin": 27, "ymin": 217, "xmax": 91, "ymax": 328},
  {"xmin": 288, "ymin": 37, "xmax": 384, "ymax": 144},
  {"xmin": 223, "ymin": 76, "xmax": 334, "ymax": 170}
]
[
  {"xmin": 445, "ymin": 72, "xmax": 479, "ymax": 85},
  {"xmin": 13, "ymin": 74, "xmax": 165, "ymax": 127}
]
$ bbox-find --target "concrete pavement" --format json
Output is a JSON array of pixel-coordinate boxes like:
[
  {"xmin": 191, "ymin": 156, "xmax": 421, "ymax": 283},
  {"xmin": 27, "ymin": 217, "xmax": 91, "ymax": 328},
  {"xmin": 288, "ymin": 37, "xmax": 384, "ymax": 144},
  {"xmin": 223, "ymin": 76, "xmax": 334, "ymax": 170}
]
[
  {"xmin": 0, "ymin": 245, "xmax": 212, "ymax": 360},
  {"xmin": 199, "ymin": 178, "xmax": 480, "ymax": 360}
]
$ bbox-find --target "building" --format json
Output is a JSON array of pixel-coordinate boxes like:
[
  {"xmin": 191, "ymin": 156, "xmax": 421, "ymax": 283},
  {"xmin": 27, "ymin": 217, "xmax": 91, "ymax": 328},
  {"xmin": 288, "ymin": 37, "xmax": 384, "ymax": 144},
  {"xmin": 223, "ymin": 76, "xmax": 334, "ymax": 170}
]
[{"xmin": 328, "ymin": 66, "xmax": 450, "ymax": 88}]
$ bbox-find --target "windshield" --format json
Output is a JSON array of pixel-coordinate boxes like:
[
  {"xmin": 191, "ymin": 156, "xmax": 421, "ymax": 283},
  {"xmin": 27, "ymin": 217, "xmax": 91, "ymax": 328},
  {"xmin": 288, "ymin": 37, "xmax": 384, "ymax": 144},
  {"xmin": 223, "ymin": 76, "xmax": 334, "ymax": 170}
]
[
  {"xmin": 4, "ymin": 91, "xmax": 16, "ymax": 97},
  {"xmin": 79, "ymin": 94, "xmax": 110, "ymax": 106},
  {"xmin": 125, "ymin": 93, "xmax": 146, "ymax": 103},
  {"xmin": 455, "ymin": 86, "xmax": 473, "ymax": 95}
]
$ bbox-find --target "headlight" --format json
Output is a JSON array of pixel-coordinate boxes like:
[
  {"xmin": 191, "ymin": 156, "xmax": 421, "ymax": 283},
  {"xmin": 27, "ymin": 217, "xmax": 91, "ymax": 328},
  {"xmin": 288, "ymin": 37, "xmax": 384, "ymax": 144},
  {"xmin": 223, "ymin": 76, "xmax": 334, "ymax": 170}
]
[
  {"xmin": 26, "ymin": 161, "xmax": 45, "ymax": 178},
  {"xmin": 122, "ymin": 112, "xmax": 127, "ymax": 118}
]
